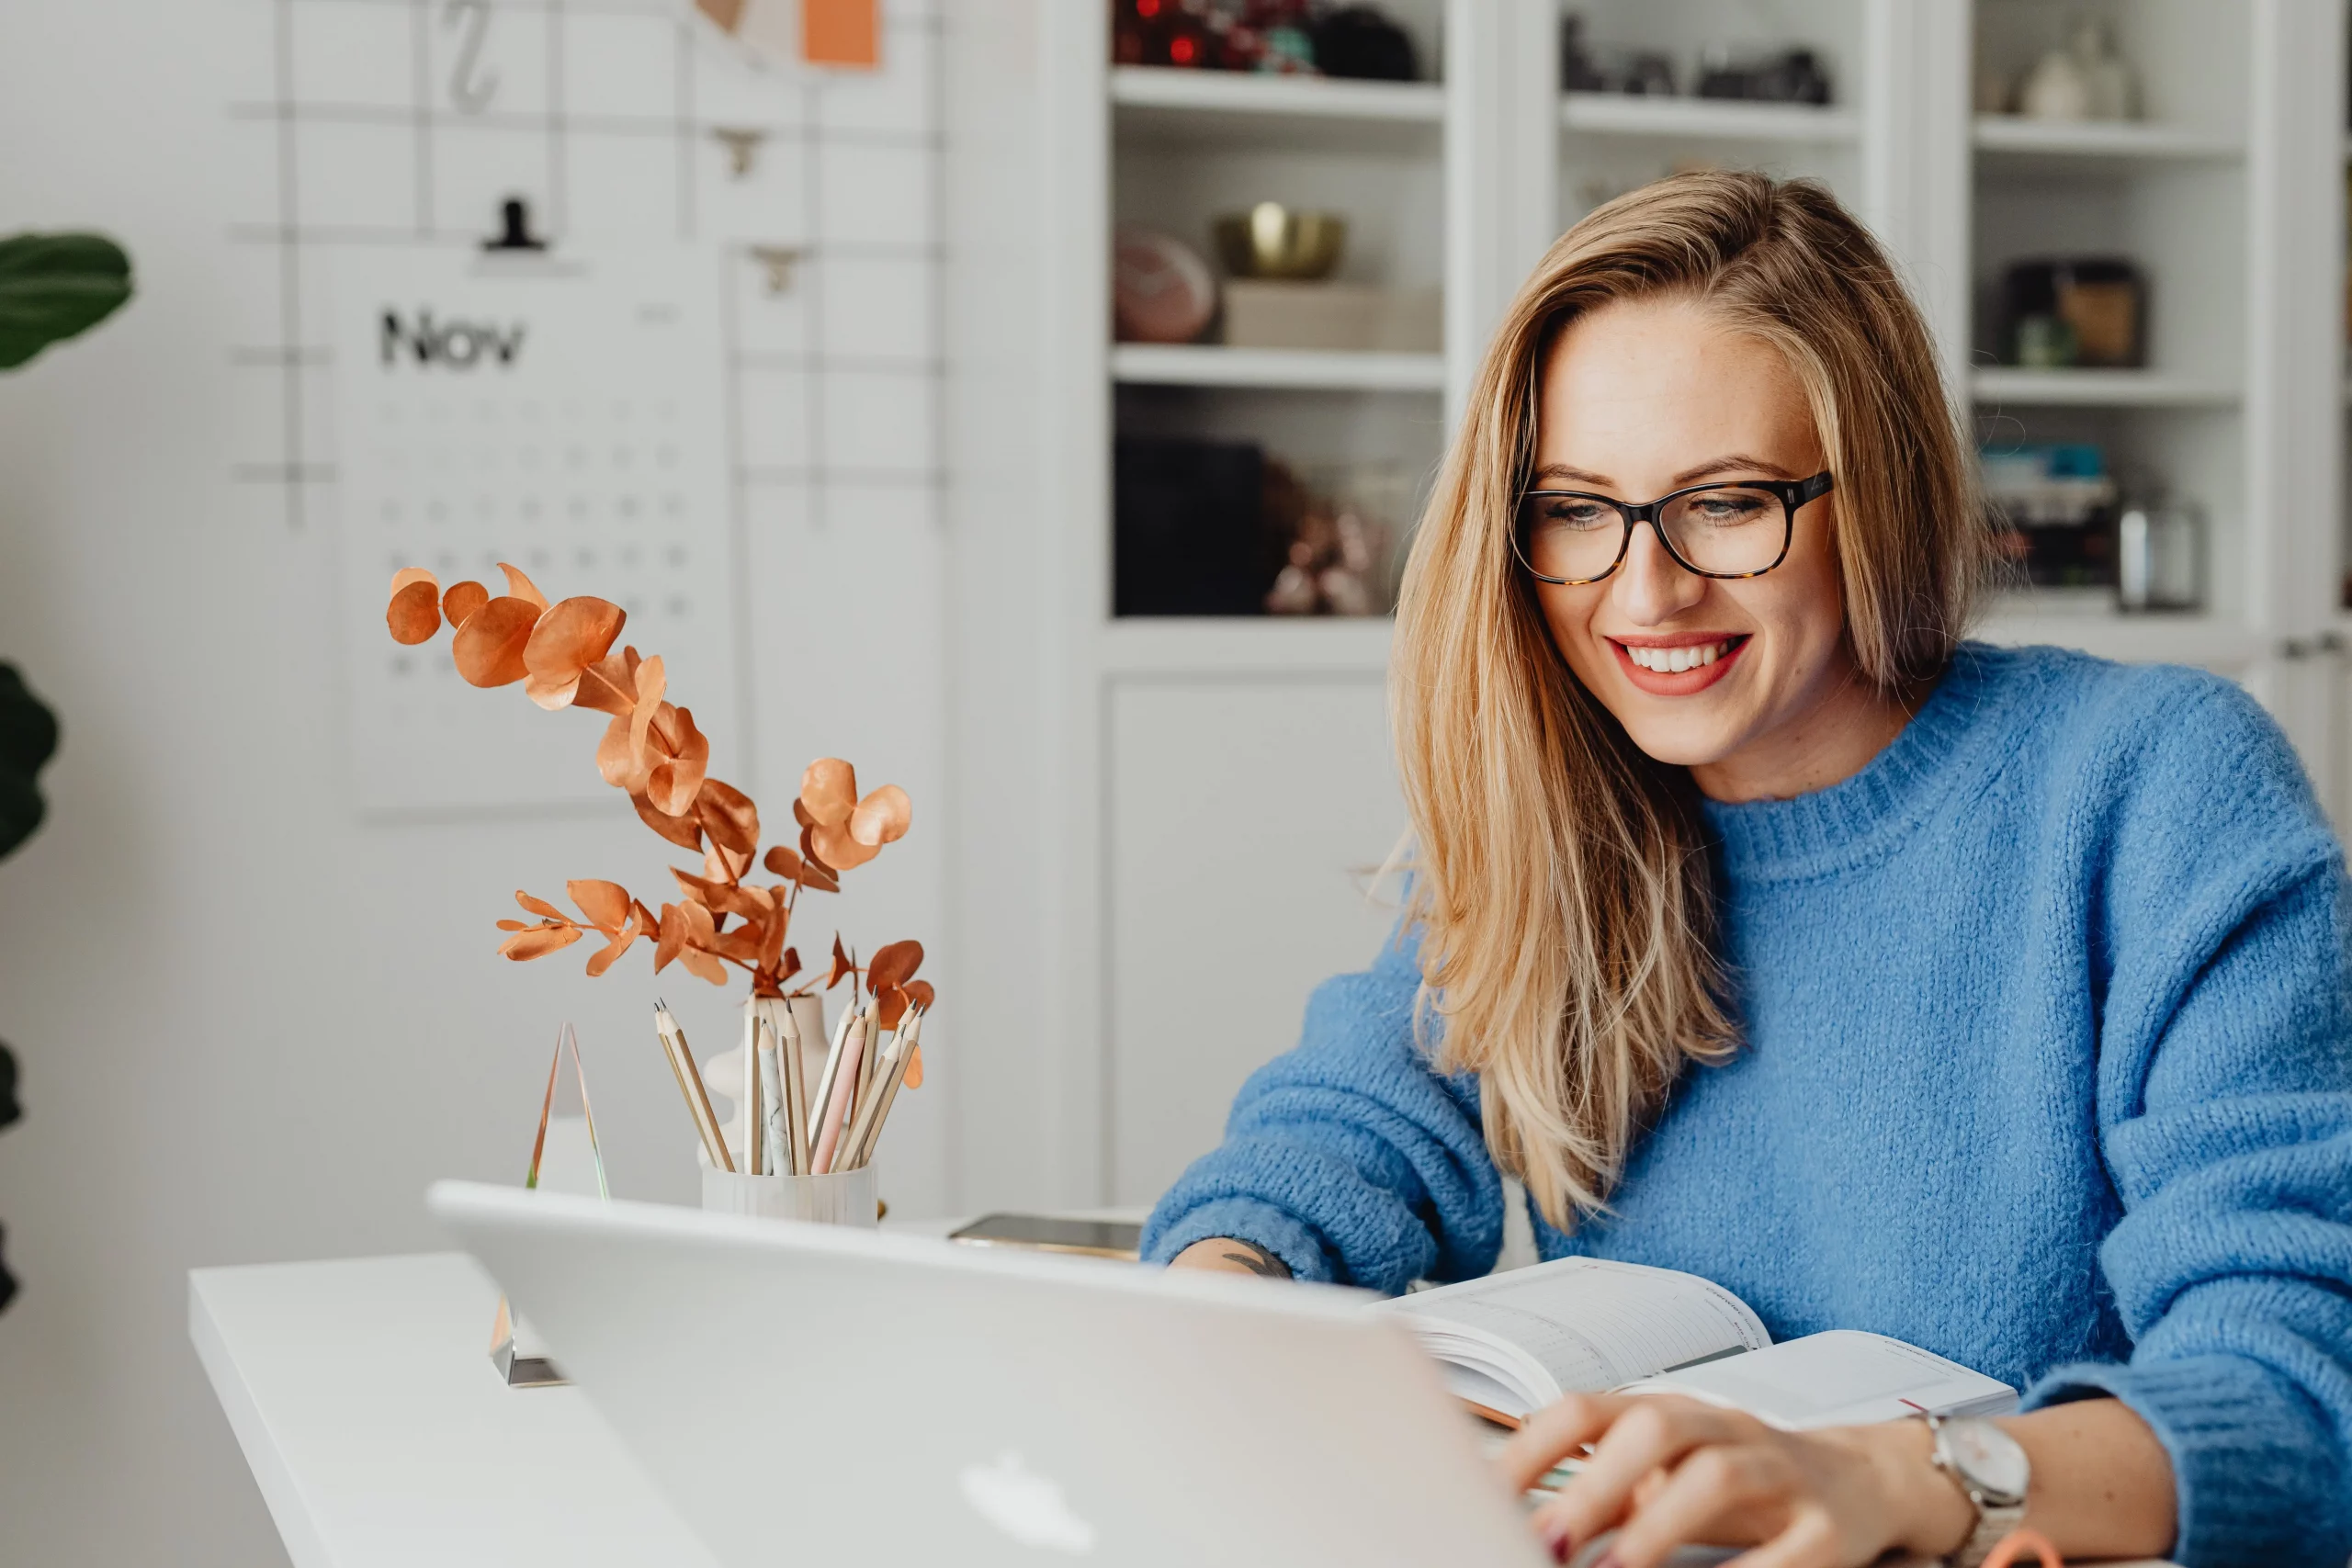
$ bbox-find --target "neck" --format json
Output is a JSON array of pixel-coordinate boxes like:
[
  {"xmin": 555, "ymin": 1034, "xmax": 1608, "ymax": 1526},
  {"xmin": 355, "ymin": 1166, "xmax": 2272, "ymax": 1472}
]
[{"xmin": 1689, "ymin": 652, "xmax": 1917, "ymax": 805}]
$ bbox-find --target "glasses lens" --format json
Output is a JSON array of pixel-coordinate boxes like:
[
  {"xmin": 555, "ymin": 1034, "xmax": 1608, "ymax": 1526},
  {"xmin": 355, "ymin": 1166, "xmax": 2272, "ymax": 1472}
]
[
  {"xmin": 1660, "ymin": 486, "xmax": 1787, "ymax": 575},
  {"xmin": 1517, "ymin": 492, "xmax": 1624, "ymax": 582}
]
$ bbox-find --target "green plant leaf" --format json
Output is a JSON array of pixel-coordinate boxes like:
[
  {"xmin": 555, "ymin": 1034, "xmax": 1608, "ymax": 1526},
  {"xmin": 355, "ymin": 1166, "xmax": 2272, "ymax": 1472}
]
[
  {"xmin": 0, "ymin": 664, "xmax": 60, "ymax": 860},
  {"xmin": 0, "ymin": 231, "xmax": 133, "ymax": 372}
]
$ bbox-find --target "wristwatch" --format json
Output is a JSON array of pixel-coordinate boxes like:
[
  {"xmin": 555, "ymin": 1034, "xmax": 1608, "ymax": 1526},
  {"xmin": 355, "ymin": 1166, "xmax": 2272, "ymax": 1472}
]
[{"xmin": 1925, "ymin": 1415, "xmax": 2030, "ymax": 1568}]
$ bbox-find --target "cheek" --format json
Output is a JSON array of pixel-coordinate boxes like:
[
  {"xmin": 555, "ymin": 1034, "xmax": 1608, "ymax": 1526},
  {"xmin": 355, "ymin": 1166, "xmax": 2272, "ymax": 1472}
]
[{"xmin": 1533, "ymin": 584, "xmax": 1611, "ymax": 679}]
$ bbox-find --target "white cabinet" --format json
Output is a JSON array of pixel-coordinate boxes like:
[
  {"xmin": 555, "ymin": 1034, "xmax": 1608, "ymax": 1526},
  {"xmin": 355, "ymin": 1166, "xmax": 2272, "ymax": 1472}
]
[{"xmin": 942, "ymin": 0, "xmax": 2352, "ymax": 1213}]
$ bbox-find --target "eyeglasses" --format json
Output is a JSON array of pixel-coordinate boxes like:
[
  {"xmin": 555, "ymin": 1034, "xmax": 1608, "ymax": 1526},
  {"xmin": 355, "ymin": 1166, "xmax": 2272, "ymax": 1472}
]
[{"xmin": 1512, "ymin": 471, "xmax": 1835, "ymax": 585}]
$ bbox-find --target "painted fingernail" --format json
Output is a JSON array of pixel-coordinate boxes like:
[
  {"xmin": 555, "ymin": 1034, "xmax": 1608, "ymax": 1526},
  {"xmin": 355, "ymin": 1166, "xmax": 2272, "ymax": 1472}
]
[{"xmin": 1540, "ymin": 1520, "xmax": 1576, "ymax": 1563}]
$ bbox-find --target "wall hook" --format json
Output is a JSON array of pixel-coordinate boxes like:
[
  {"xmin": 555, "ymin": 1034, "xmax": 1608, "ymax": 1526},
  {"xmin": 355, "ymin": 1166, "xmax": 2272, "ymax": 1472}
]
[
  {"xmin": 711, "ymin": 127, "xmax": 769, "ymax": 179},
  {"xmin": 444, "ymin": 0, "xmax": 500, "ymax": 115},
  {"xmin": 748, "ymin": 245, "xmax": 805, "ymax": 295}
]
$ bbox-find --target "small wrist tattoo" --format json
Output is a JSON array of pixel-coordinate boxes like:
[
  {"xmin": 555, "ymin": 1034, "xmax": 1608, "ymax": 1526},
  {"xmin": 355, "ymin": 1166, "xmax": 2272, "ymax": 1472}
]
[{"xmin": 1219, "ymin": 1242, "xmax": 1291, "ymax": 1279}]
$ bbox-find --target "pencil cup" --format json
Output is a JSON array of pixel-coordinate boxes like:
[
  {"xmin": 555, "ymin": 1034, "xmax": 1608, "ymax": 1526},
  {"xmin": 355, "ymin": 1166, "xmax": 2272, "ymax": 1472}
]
[{"xmin": 700, "ymin": 1164, "xmax": 880, "ymax": 1228}]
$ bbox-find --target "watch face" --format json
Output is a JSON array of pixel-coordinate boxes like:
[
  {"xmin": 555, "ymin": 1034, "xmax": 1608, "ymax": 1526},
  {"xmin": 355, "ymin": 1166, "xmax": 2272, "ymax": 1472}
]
[{"xmin": 1946, "ymin": 1420, "xmax": 2031, "ymax": 1507}]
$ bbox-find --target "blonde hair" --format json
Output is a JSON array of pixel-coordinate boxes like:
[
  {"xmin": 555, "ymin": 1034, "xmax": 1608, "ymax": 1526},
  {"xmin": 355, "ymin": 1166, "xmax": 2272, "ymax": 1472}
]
[{"xmin": 1392, "ymin": 171, "xmax": 1994, "ymax": 1228}]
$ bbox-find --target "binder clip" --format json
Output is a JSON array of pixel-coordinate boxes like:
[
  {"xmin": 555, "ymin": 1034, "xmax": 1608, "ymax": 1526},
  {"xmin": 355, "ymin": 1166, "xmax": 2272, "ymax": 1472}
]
[{"xmin": 488, "ymin": 1023, "xmax": 608, "ymax": 1388}]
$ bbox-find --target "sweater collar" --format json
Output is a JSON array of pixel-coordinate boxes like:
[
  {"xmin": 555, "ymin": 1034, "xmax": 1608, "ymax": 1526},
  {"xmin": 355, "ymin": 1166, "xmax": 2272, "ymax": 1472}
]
[{"xmin": 1699, "ymin": 641, "xmax": 2026, "ymax": 884}]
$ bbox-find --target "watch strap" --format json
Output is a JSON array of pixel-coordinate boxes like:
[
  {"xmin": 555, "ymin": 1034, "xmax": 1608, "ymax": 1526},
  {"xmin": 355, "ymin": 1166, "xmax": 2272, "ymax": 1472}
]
[{"xmin": 1947, "ymin": 1500, "xmax": 2028, "ymax": 1568}]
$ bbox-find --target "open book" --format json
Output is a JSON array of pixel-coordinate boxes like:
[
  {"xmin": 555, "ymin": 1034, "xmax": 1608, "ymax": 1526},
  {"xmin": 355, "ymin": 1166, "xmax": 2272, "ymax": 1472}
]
[{"xmin": 1381, "ymin": 1258, "xmax": 2017, "ymax": 1430}]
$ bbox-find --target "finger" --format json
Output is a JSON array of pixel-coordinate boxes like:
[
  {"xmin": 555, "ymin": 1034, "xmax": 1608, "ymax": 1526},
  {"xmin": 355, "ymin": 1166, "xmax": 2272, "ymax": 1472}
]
[
  {"xmin": 1499, "ymin": 1394, "xmax": 1634, "ymax": 1492},
  {"xmin": 1605, "ymin": 1442, "xmax": 1796, "ymax": 1568},
  {"xmin": 1530, "ymin": 1398, "xmax": 1751, "ymax": 1555},
  {"xmin": 1721, "ymin": 1506, "xmax": 1843, "ymax": 1568}
]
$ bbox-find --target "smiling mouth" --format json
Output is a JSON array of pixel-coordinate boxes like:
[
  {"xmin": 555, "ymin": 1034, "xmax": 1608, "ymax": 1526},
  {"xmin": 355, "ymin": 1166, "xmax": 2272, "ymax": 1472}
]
[{"xmin": 1616, "ymin": 635, "xmax": 1747, "ymax": 673}]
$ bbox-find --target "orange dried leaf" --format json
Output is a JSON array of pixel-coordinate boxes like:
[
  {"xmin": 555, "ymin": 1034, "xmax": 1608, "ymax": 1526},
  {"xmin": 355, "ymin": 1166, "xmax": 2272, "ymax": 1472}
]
[
  {"xmin": 903, "ymin": 980, "xmax": 935, "ymax": 1010},
  {"xmin": 672, "ymin": 867, "xmax": 766, "ymax": 920},
  {"xmin": 654, "ymin": 902, "xmax": 687, "ymax": 972},
  {"xmin": 387, "ymin": 576, "xmax": 442, "ymax": 645},
  {"xmin": 800, "ymin": 758, "xmax": 857, "ymax": 827},
  {"xmin": 515, "ymin": 890, "xmax": 567, "ymax": 919},
  {"xmin": 679, "ymin": 946, "xmax": 728, "ymax": 986},
  {"xmin": 501, "ymin": 923, "xmax": 584, "ymax": 961},
  {"xmin": 633, "ymin": 791, "xmax": 704, "ymax": 852},
  {"xmin": 598, "ymin": 715, "xmax": 650, "ymax": 793},
  {"xmin": 523, "ymin": 596, "xmax": 628, "ymax": 711},
  {"xmin": 793, "ymin": 797, "xmax": 817, "ymax": 829},
  {"xmin": 390, "ymin": 566, "xmax": 438, "ymax": 595},
  {"xmin": 567, "ymin": 879, "xmax": 632, "ymax": 932},
  {"xmin": 695, "ymin": 778, "xmax": 759, "ymax": 856},
  {"xmin": 902, "ymin": 1043, "xmax": 924, "ymax": 1089},
  {"xmin": 762, "ymin": 844, "xmax": 805, "ymax": 880},
  {"xmin": 647, "ymin": 705, "xmax": 710, "ymax": 818},
  {"xmin": 826, "ymin": 934, "xmax": 854, "ymax": 989},
  {"xmin": 848, "ymin": 784, "xmax": 911, "ymax": 849},
  {"xmin": 452, "ymin": 596, "xmax": 539, "ymax": 687},
  {"xmin": 780, "ymin": 946, "xmax": 803, "ymax": 980},
  {"xmin": 497, "ymin": 561, "xmax": 549, "ymax": 611},
  {"xmin": 583, "ymin": 919, "xmax": 641, "ymax": 977},
  {"xmin": 442, "ymin": 579, "xmax": 490, "ymax": 629},
  {"xmin": 629, "ymin": 656, "xmax": 666, "ymax": 765},
  {"xmin": 811, "ymin": 820, "xmax": 879, "ymax": 872},
  {"xmin": 876, "ymin": 987, "xmax": 910, "ymax": 1032},
  {"xmin": 677, "ymin": 897, "xmax": 718, "ymax": 949},
  {"xmin": 573, "ymin": 651, "xmax": 637, "ymax": 716},
  {"xmin": 495, "ymin": 919, "xmax": 527, "ymax": 931},
  {"xmin": 704, "ymin": 840, "xmax": 752, "ymax": 886},
  {"xmin": 712, "ymin": 924, "xmax": 764, "ymax": 965},
  {"xmin": 866, "ymin": 940, "xmax": 922, "ymax": 996}
]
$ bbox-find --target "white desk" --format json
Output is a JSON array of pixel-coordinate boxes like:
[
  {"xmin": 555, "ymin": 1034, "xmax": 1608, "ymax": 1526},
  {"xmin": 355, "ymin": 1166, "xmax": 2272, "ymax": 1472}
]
[
  {"xmin": 191, "ymin": 1251, "xmax": 716, "ymax": 1568},
  {"xmin": 194, "ymin": 1248, "xmax": 2183, "ymax": 1568}
]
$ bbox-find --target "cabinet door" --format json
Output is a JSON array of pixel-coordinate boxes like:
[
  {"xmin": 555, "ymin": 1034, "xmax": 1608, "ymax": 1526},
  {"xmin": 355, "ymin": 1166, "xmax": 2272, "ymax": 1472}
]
[{"xmin": 1107, "ymin": 677, "xmax": 1406, "ymax": 1206}]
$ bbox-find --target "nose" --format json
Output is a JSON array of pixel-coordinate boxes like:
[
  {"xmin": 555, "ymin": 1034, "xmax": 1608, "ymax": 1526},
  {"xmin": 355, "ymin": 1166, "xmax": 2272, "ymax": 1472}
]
[{"xmin": 1611, "ymin": 519, "xmax": 1706, "ymax": 626}]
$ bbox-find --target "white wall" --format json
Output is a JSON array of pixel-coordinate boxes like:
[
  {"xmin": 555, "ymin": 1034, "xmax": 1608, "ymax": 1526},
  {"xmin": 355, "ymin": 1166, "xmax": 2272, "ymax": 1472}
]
[{"xmin": 0, "ymin": 2, "xmax": 953, "ymax": 1561}]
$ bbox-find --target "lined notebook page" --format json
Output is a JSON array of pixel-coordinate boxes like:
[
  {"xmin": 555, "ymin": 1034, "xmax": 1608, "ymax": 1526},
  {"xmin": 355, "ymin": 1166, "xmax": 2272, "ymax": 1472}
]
[{"xmin": 1390, "ymin": 1258, "xmax": 1770, "ymax": 1393}]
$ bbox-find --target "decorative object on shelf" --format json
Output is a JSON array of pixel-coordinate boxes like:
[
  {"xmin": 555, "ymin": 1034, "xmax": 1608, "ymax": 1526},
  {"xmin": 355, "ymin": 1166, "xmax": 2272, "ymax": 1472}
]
[
  {"xmin": 1309, "ymin": 5, "xmax": 1416, "ymax": 82},
  {"xmin": 1220, "ymin": 279, "xmax": 1440, "ymax": 352},
  {"xmin": 2011, "ymin": 17, "xmax": 2137, "ymax": 122},
  {"xmin": 1262, "ymin": 459, "xmax": 1396, "ymax": 616},
  {"xmin": 1213, "ymin": 203, "xmax": 1347, "ymax": 280},
  {"xmin": 2001, "ymin": 258, "xmax": 2144, "ymax": 369},
  {"xmin": 487, "ymin": 1023, "xmax": 608, "ymax": 1387},
  {"xmin": 1980, "ymin": 443, "xmax": 2120, "ymax": 589},
  {"xmin": 374, "ymin": 564, "xmax": 936, "ymax": 1184},
  {"xmin": 1114, "ymin": 226, "xmax": 1217, "ymax": 344},
  {"xmin": 689, "ymin": 0, "xmax": 879, "ymax": 71},
  {"xmin": 1694, "ymin": 46, "xmax": 1832, "ymax": 106},
  {"xmin": 1560, "ymin": 13, "xmax": 1605, "ymax": 93},
  {"xmin": 1111, "ymin": 0, "xmax": 1415, "ymax": 79},
  {"xmin": 1555, "ymin": 15, "xmax": 1674, "ymax": 96},
  {"xmin": 1114, "ymin": 434, "xmax": 1274, "ymax": 615},
  {"xmin": 2116, "ymin": 493, "xmax": 2204, "ymax": 613}
]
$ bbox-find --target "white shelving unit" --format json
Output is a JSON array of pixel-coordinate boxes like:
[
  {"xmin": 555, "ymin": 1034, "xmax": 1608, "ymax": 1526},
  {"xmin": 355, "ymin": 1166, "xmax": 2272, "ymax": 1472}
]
[{"xmin": 943, "ymin": 0, "xmax": 2352, "ymax": 1213}]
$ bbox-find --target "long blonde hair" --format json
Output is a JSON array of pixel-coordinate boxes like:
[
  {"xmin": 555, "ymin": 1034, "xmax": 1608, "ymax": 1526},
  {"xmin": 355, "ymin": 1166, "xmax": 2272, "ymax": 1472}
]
[{"xmin": 1393, "ymin": 171, "xmax": 1994, "ymax": 1227}]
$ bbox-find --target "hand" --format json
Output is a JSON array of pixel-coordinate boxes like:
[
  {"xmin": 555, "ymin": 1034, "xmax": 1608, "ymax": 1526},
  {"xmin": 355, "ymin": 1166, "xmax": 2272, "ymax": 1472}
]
[
  {"xmin": 1167, "ymin": 1237, "xmax": 1293, "ymax": 1278},
  {"xmin": 1498, "ymin": 1393, "xmax": 1973, "ymax": 1568}
]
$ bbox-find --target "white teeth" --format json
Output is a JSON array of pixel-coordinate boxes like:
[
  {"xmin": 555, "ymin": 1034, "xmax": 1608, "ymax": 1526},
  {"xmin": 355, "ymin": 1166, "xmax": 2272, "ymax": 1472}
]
[{"xmin": 1625, "ymin": 639, "xmax": 1733, "ymax": 673}]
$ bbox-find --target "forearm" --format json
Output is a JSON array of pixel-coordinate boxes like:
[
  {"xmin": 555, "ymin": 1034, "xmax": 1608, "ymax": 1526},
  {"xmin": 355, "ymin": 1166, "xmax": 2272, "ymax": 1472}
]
[
  {"xmin": 1864, "ymin": 1400, "xmax": 2175, "ymax": 1562},
  {"xmin": 1167, "ymin": 1237, "xmax": 1292, "ymax": 1278}
]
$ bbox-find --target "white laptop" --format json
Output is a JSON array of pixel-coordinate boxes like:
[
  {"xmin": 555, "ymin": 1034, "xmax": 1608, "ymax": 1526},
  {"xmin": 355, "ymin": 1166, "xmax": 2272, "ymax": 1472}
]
[{"xmin": 429, "ymin": 1180, "xmax": 1546, "ymax": 1567}]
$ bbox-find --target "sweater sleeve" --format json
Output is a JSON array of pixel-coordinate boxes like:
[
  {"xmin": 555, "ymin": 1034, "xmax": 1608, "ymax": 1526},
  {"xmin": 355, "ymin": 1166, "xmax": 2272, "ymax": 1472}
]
[
  {"xmin": 2021, "ymin": 671, "xmax": 2352, "ymax": 1568},
  {"xmin": 1138, "ymin": 920, "xmax": 1504, "ymax": 1292}
]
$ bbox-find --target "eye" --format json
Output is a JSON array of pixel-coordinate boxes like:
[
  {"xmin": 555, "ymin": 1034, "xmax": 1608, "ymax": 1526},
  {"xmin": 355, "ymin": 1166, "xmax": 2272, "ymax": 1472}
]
[
  {"xmin": 1532, "ymin": 495, "xmax": 1614, "ymax": 531},
  {"xmin": 1688, "ymin": 492, "xmax": 1770, "ymax": 525}
]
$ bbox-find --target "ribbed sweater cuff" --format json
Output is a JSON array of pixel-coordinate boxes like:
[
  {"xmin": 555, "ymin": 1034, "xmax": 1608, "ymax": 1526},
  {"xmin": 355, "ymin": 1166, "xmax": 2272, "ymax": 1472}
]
[
  {"xmin": 2024, "ymin": 1357, "xmax": 2339, "ymax": 1568},
  {"xmin": 1140, "ymin": 1196, "xmax": 1334, "ymax": 1282}
]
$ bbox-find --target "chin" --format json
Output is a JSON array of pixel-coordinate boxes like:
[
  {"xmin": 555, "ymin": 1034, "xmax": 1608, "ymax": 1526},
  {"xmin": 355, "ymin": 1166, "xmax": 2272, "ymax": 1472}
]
[{"xmin": 1612, "ymin": 714, "xmax": 1741, "ymax": 770}]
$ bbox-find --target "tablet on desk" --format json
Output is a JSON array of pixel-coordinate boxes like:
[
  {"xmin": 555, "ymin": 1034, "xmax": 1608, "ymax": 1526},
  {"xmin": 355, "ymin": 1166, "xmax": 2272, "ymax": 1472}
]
[{"xmin": 946, "ymin": 1213, "xmax": 1143, "ymax": 1260}]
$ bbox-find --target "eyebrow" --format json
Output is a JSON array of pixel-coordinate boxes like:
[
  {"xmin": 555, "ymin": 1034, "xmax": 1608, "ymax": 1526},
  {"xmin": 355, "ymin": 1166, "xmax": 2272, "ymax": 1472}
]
[{"xmin": 1531, "ymin": 454, "xmax": 1798, "ymax": 491}]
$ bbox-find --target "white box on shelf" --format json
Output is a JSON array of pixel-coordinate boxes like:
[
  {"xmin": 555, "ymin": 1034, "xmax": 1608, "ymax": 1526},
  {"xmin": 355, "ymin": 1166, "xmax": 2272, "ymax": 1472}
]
[{"xmin": 1219, "ymin": 280, "xmax": 1442, "ymax": 353}]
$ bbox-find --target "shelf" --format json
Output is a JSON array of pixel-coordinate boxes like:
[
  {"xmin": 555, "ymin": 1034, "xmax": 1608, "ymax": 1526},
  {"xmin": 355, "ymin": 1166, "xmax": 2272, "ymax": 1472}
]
[
  {"xmin": 1562, "ymin": 94, "xmax": 1858, "ymax": 144},
  {"xmin": 1977, "ymin": 603, "xmax": 2265, "ymax": 670},
  {"xmin": 1972, "ymin": 115, "xmax": 2241, "ymax": 162},
  {"xmin": 1101, "ymin": 616, "xmax": 1394, "ymax": 677},
  {"xmin": 1971, "ymin": 367, "xmax": 2239, "ymax": 409},
  {"xmin": 1111, "ymin": 66, "xmax": 1443, "ymax": 154},
  {"xmin": 1111, "ymin": 343, "xmax": 1444, "ymax": 392}
]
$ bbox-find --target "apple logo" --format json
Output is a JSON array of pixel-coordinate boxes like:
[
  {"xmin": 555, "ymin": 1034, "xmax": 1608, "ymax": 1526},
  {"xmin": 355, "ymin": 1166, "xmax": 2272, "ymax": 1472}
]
[{"xmin": 957, "ymin": 1451, "xmax": 1098, "ymax": 1554}]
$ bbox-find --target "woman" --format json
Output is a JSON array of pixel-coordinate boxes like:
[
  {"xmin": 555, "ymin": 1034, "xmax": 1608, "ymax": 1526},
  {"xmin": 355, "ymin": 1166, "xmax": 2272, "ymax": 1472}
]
[{"xmin": 1142, "ymin": 172, "xmax": 2352, "ymax": 1568}]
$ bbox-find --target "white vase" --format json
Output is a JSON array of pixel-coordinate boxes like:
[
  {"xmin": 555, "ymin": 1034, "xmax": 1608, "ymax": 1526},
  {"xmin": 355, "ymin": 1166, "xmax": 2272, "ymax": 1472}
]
[{"xmin": 2018, "ymin": 46, "xmax": 2094, "ymax": 121}]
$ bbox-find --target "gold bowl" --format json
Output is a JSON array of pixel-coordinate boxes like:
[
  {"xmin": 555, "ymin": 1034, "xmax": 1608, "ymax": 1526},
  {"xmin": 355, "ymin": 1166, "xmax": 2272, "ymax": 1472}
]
[{"xmin": 1213, "ymin": 203, "xmax": 1348, "ymax": 280}]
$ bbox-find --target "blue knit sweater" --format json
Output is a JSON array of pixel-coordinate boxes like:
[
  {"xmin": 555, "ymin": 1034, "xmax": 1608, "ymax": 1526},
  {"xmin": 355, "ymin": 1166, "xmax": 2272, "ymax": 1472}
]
[{"xmin": 1143, "ymin": 643, "xmax": 2352, "ymax": 1568}]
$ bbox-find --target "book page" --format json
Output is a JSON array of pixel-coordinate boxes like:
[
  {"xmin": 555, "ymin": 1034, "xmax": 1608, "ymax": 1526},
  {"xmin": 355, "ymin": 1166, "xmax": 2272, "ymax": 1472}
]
[
  {"xmin": 1386, "ymin": 1258, "xmax": 1770, "ymax": 1403},
  {"xmin": 1624, "ymin": 1331, "xmax": 2017, "ymax": 1430}
]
